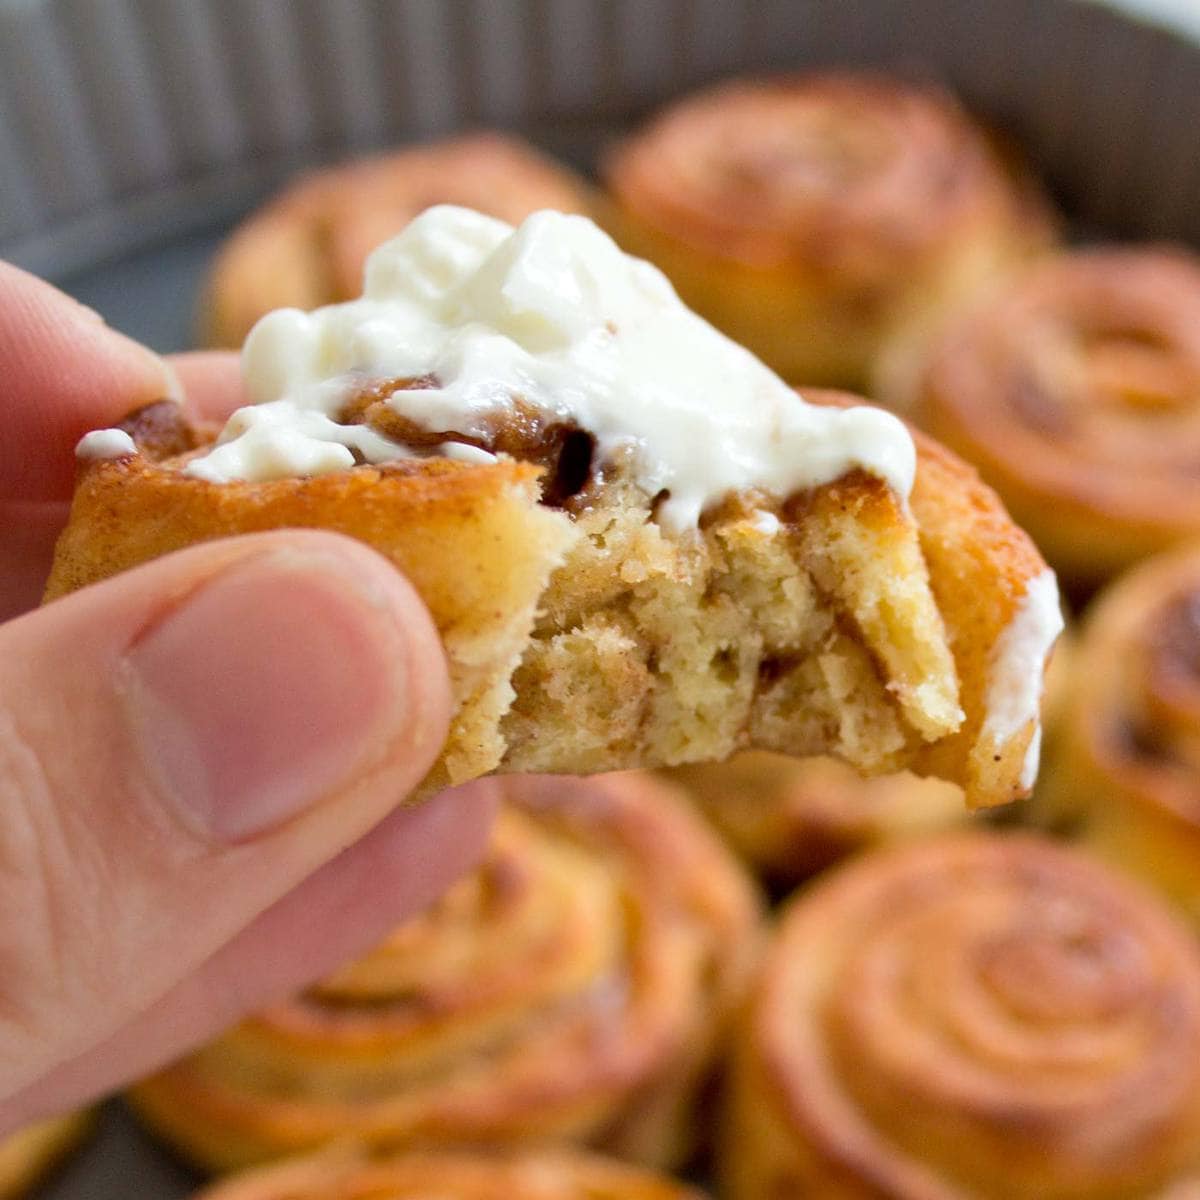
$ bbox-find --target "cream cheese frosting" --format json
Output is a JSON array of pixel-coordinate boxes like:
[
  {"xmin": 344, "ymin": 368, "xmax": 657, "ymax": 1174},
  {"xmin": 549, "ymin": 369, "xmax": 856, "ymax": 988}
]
[
  {"xmin": 75, "ymin": 428, "xmax": 137, "ymax": 460},
  {"xmin": 981, "ymin": 569, "xmax": 1065, "ymax": 788},
  {"xmin": 172, "ymin": 205, "xmax": 915, "ymax": 531}
]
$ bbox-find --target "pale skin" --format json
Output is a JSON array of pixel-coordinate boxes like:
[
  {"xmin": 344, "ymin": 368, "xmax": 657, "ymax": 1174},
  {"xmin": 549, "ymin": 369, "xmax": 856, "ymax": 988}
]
[{"xmin": 0, "ymin": 262, "xmax": 499, "ymax": 1133}]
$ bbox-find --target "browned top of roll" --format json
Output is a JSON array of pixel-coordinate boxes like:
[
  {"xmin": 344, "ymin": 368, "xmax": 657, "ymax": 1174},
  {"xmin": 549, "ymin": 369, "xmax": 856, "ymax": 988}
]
[
  {"xmin": 750, "ymin": 833, "xmax": 1200, "ymax": 1199},
  {"xmin": 193, "ymin": 1147, "xmax": 708, "ymax": 1200},
  {"xmin": 203, "ymin": 132, "xmax": 593, "ymax": 347},
  {"xmin": 605, "ymin": 73, "xmax": 1042, "ymax": 278},
  {"xmin": 917, "ymin": 248, "xmax": 1200, "ymax": 566}
]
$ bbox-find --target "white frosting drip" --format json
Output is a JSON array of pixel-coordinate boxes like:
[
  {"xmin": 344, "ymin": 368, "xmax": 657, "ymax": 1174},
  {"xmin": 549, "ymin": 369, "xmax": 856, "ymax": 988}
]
[
  {"xmin": 76, "ymin": 428, "xmax": 137, "ymax": 460},
  {"xmin": 981, "ymin": 569, "xmax": 1064, "ymax": 788},
  {"xmin": 184, "ymin": 206, "xmax": 915, "ymax": 530}
]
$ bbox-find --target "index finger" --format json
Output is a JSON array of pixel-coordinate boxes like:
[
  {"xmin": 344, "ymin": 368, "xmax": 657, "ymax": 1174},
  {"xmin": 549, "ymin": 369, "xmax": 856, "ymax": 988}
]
[
  {"xmin": 168, "ymin": 351, "xmax": 246, "ymax": 423},
  {"xmin": 0, "ymin": 261, "xmax": 174, "ymax": 503}
]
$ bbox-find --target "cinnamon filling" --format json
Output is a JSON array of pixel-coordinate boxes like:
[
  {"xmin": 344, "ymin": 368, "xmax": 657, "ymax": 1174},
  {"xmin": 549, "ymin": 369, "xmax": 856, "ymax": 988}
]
[
  {"xmin": 118, "ymin": 400, "xmax": 203, "ymax": 459},
  {"xmin": 338, "ymin": 376, "xmax": 597, "ymax": 509}
]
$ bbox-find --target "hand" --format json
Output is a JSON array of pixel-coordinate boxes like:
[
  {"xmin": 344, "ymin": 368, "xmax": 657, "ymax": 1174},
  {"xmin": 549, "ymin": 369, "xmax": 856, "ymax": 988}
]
[{"xmin": 0, "ymin": 263, "xmax": 498, "ymax": 1132}]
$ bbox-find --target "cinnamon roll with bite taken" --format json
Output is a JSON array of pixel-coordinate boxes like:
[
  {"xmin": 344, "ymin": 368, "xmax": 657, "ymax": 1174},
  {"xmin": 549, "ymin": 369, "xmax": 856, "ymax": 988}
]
[
  {"xmin": 129, "ymin": 772, "xmax": 761, "ymax": 1172},
  {"xmin": 913, "ymin": 247, "xmax": 1200, "ymax": 590},
  {"xmin": 603, "ymin": 72, "xmax": 1054, "ymax": 391},
  {"xmin": 190, "ymin": 1146, "xmax": 708, "ymax": 1200},
  {"xmin": 52, "ymin": 207, "xmax": 1059, "ymax": 805},
  {"xmin": 202, "ymin": 132, "xmax": 593, "ymax": 348},
  {"xmin": 724, "ymin": 832, "xmax": 1200, "ymax": 1199}
]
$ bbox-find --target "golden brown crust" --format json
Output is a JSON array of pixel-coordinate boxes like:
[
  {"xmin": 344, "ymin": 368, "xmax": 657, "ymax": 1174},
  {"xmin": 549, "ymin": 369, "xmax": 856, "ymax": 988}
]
[
  {"xmin": 1035, "ymin": 544, "xmax": 1200, "ymax": 924},
  {"xmin": 203, "ymin": 133, "xmax": 595, "ymax": 348},
  {"xmin": 602, "ymin": 73, "xmax": 1054, "ymax": 387},
  {"xmin": 664, "ymin": 753, "xmax": 966, "ymax": 885},
  {"xmin": 805, "ymin": 390, "xmax": 1052, "ymax": 806},
  {"xmin": 723, "ymin": 833, "xmax": 1200, "ymax": 1199},
  {"xmin": 46, "ymin": 387, "xmax": 1052, "ymax": 806},
  {"xmin": 191, "ymin": 1146, "xmax": 709, "ymax": 1200},
  {"xmin": 914, "ymin": 247, "xmax": 1200, "ymax": 589},
  {"xmin": 128, "ymin": 772, "xmax": 762, "ymax": 1172},
  {"xmin": 0, "ymin": 1113, "xmax": 93, "ymax": 1200},
  {"xmin": 46, "ymin": 445, "xmax": 569, "ymax": 795}
]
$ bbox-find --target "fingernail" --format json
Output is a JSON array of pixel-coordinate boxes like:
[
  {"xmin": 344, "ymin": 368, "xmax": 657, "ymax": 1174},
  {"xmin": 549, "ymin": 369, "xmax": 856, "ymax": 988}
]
[{"xmin": 123, "ymin": 548, "xmax": 412, "ymax": 842}]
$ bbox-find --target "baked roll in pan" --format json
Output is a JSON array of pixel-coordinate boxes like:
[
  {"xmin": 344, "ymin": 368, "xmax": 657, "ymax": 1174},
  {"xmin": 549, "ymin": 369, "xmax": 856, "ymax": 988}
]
[
  {"xmin": 129, "ymin": 772, "xmax": 761, "ymax": 1171},
  {"xmin": 203, "ymin": 133, "xmax": 594, "ymax": 349},
  {"xmin": 1035, "ymin": 543, "xmax": 1200, "ymax": 925},
  {"xmin": 724, "ymin": 833, "xmax": 1200, "ymax": 1199},
  {"xmin": 913, "ymin": 247, "xmax": 1200, "ymax": 590},
  {"xmin": 604, "ymin": 72, "xmax": 1054, "ymax": 391}
]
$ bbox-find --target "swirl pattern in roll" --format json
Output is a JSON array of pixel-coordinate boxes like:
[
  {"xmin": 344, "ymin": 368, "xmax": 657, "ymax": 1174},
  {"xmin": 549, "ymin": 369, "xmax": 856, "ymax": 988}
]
[
  {"xmin": 724, "ymin": 833, "xmax": 1200, "ymax": 1199},
  {"xmin": 203, "ymin": 132, "xmax": 593, "ymax": 348},
  {"xmin": 914, "ymin": 247, "xmax": 1200, "ymax": 588},
  {"xmin": 191, "ymin": 1147, "xmax": 707, "ymax": 1200},
  {"xmin": 1036, "ymin": 544, "xmax": 1200, "ymax": 923},
  {"xmin": 603, "ymin": 72, "xmax": 1053, "ymax": 389},
  {"xmin": 665, "ymin": 753, "xmax": 966, "ymax": 886},
  {"xmin": 129, "ymin": 772, "xmax": 762, "ymax": 1172},
  {"xmin": 0, "ymin": 1114, "xmax": 92, "ymax": 1200}
]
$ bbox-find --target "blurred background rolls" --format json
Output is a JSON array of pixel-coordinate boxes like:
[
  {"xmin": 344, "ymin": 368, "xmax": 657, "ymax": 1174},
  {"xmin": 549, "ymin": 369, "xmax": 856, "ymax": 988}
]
[
  {"xmin": 1036, "ymin": 543, "xmax": 1200, "ymax": 924},
  {"xmin": 723, "ymin": 833, "xmax": 1200, "ymax": 1199},
  {"xmin": 603, "ymin": 72, "xmax": 1054, "ymax": 391},
  {"xmin": 129, "ymin": 773, "xmax": 761, "ymax": 1173},
  {"xmin": 911, "ymin": 247, "xmax": 1200, "ymax": 592},
  {"xmin": 190, "ymin": 1147, "xmax": 708, "ymax": 1200},
  {"xmin": 201, "ymin": 132, "xmax": 593, "ymax": 348},
  {"xmin": 664, "ymin": 754, "xmax": 966, "ymax": 888}
]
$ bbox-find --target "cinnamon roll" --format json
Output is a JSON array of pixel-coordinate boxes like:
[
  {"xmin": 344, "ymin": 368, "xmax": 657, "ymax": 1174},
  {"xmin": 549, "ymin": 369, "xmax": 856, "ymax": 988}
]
[
  {"xmin": 1035, "ymin": 544, "xmax": 1200, "ymax": 923},
  {"xmin": 914, "ymin": 247, "xmax": 1200, "ymax": 589},
  {"xmin": 603, "ymin": 72, "xmax": 1054, "ymax": 390},
  {"xmin": 724, "ymin": 833, "xmax": 1200, "ymax": 1199},
  {"xmin": 202, "ymin": 133, "xmax": 593, "ymax": 348},
  {"xmin": 0, "ymin": 1113, "xmax": 92, "ymax": 1200},
  {"xmin": 191, "ymin": 1147, "xmax": 707, "ymax": 1200},
  {"xmin": 128, "ymin": 772, "xmax": 761, "ymax": 1172},
  {"xmin": 50, "ymin": 383, "xmax": 1054, "ymax": 805},
  {"xmin": 50, "ymin": 228, "xmax": 1059, "ymax": 809}
]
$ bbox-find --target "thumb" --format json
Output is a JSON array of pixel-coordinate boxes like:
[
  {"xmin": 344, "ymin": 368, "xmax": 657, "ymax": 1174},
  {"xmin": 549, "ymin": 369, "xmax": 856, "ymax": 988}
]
[{"xmin": 0, "ymin": 529, "xmax": 452, "ymax": 1114}]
